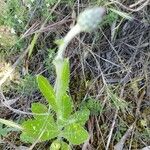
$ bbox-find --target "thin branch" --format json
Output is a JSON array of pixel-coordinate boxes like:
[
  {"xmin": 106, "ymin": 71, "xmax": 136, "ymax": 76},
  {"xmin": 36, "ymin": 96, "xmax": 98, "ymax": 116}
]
[
  {"xmin": 106, "ymin": 110, "xmax": 118, "ymax": 150},
  {"xmin": 114, "ymin": 123, "xmax": 135, "ymax": 150},
  {"xmin": 110, "ymin": 0, "xmax": 150, "ymax": 12}
]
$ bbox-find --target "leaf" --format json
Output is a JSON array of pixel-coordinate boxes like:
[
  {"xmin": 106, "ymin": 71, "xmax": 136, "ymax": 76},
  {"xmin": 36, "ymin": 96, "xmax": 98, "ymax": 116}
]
[
  {"xmin": 68, "ymin": 109, "xmax": 90, "ymax": 126},
  {"xmin": 20, "ymin": 132, "xmax": 35, "ymax": 143},
  {"xmin": 21, "ymin": 117, "xmax": 59, "ymax": 143},
  {"xmin": 61, "ymin": 141, "xmax": 71, "ymax": 150},
  {"xmin": 31, "ymin": 103, "xmax": 48, "ymax": 120},
  {"xmin": 54, "ymin": 39, "xmax": 64, "ymax": 46},
  {"xmin": 37, "ymin": 75, "xmax": 57, "ymax": 111},
  {"xmin": 31, "ymin": 103, "xmax": 48, "ymax": 114},
  {"xmin": 0, "ymin": 118, "xmax": 23, "ymax": 130},
  {"xmin": 59, "ymin": 94, "xmax": 73, "ymax": 120},
  {"xmin": 50, "ymin": 140, "xmax": 61, "ymax": 150},
  {"xmin": 0, "ymin": 123, "xmax": 9, "ymax": 138},
  {"xmin": 109, "ymin": 8, "xmax": 133, "ymax": 20},
  {"xmin": 50, "ymin": 140, "xmax": 71, "ymax": 150},
  {"xmin": 28, "ymin": 33, "xmax": 39, "ymax": 58},
  {"xmin": 0, "ymin": 123, "xmax": 18, "ymax": 138},
  {"xmin": 63, "ymin": 123, "xmax": 89, "ymax": 145},
  {"xmin": 82, "ymin": 98, "xmax": 103, "ymax": 116},
  {"xmin": 53, "ymin": 59, "xmax": 70, "ymax": 100}
]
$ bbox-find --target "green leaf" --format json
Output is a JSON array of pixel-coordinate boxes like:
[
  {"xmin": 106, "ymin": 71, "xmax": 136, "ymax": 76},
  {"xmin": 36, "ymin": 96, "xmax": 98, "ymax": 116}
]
[
  {"xmin": 31, "ymin": 103, "xmax": 48, "ymax": 120},
  {"xmin": 21, "ymin": 117, "xmax": 59, "ymax": 143},
  {"xmin": 50, "ymin": 140, "xmax": 71, "ymax": 150},
  {"xmin": 0, "ymin": 123, "xmax": 18, "ymax": 138},
  {"xmin": 31, "ymin": 103, "xmax": 48, "ymax": 114},
  {"xmin": 50, "ymin": 140, "xmax": 61, "ymax": 150},
  {"xmin": 0, "ymin": 118, "xmax": 23, "ymax": 130},
  {"xmin": 28, "ymin": 33, "xmax": 39, "ymax": 58},
  {"xmin": 63, "ymin": 123, "xmax": 89, "ymax": 145},
  {"xmin": 0, "ymin": 123, "xmax": 10, "ymax": 138},
  {"xmin": 82, "ymin": 98, "xmax": 103, "ymax": 116},
  {"xmin": 61, "ymin": 141, "xmax": 71, "ymax": 150},
  {"xmin": 68, "ymin": 109, "xmax": 90, "ymax": 126},
  {"xmin": 37, "ymin": 75, "xmax": 57, "ymax": 111},
  {"xmin": 20, "ymin": 132, "xmax": 35, "ymax": 143},
  {"xmin": 59, "ymin": 94, "xmax": 73, "ymax": 120},
  {"xmin": 53, "ymin": 59, "xmax": 70, "ymax": 100},
  {"xmin": 54, "ymin": 39, "xmax": 64, "ymax": 46}
]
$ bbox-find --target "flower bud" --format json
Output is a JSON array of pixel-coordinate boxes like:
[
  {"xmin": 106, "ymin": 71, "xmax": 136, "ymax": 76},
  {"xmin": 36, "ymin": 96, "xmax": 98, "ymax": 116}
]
[{"xmin": 77, "ymin": 7, "xmax": 106, "ymax": 32}]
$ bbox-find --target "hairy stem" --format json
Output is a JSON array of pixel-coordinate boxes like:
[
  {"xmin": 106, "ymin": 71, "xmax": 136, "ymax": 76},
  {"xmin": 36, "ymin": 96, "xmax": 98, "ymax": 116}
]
[{"xmin": 55, "ymin": 24, "xmax": 81, "ymax": 60}]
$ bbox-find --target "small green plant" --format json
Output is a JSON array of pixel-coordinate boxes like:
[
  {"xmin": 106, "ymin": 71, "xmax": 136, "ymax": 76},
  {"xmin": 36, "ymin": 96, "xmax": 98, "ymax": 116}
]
[
  {"xmin": 17, "ymin": 74, "xmax": 38, "ymax": 96},
  {"xmin": 44, "ymin": 49, "xmax": 56, "ymax": 74},
  {"xmin": 0, "ymin": 7, "xmax": 106, "ymax": 149},
  {"xmin": 20, "ymin": 73, "xmax": 90, "ymax": 146},
  {"xmin": 81, "ymin": 98, "xmax": 103, "ymax": 116},
  {"xmin": 106, "ymin": 87, "xmax": 128, "ymax": 111},
  {"xmin": 101, "ymin": 11, "xmax": 118, "ymax": 26},
  {"xmin": 0, "ymin": 0, "xmax": 7, "ymax": 24},
  {"xmin": 2, "ymin": 0, "xmax": 28, "ymax": 32}
]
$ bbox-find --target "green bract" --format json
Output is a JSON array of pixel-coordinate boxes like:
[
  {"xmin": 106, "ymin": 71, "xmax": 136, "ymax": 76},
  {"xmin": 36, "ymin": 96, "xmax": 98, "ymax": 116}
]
[{"xmin": 77, "ymin": 7, "xmax": 106, "ymax": 31}]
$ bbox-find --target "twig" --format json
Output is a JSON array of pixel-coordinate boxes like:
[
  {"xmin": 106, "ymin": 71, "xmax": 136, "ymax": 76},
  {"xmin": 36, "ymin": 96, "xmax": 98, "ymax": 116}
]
[
  {"xmin": 114, "ymin": 122, "xmax": 135, "ymax": 150},
  {"xmin": 110, "ymin": 0, "xmax": 150, "ymax": 12},
  {"xmin": 0, "ymin": 89, "xmax": 50, "ymax": 115},
  {"xmin": 129, "ymin": 0, "xmax": 146, "ymax": 8},
  {"xmin": 141, "ymin": 146, "xmax": 150, "ymax": 150},
  {"xmin": 106, "ymin": 110, "xmax": 118, "ymax": 150},
  {"xmin": 136, "ymin": 90, "xmax": 145, "ymax": 116},
  {"xmin": 22, "ymin": 18, "xmax": 71, "ymax": 38}
]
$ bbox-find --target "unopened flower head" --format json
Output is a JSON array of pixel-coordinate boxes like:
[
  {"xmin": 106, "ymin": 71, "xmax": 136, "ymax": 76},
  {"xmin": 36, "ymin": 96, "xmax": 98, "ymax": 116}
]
[{"xmin": 77, "ymin": 7, "xmax": 106, "ymax": 32}]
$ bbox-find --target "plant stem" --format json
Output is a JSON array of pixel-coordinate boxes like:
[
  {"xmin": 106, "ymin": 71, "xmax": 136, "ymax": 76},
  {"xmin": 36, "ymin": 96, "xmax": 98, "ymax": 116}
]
[{"xmin": 55, "ymin": 24, "xmax": 82, "ymax": 60}]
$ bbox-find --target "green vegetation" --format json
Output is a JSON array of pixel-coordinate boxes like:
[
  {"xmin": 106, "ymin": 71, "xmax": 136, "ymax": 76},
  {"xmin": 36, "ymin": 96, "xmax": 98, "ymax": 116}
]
[
  {"xmin": 19, "ymin": 74, "xmax": 90, "ymax": 146},
  {"xmin": 81, "ymin": 98, "xmax": 103, "ymax": 116}
]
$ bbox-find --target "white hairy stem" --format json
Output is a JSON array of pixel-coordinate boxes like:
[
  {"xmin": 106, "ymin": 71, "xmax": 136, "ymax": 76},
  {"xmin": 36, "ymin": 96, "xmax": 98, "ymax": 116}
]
[{"xmin": 55, "ymin": 24, "xmax": 82, "ymax": 60}]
